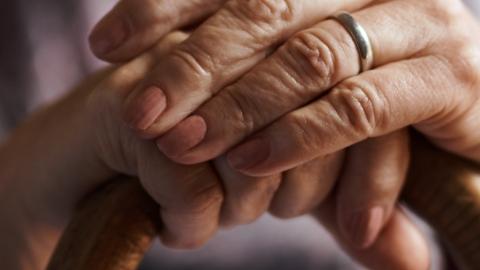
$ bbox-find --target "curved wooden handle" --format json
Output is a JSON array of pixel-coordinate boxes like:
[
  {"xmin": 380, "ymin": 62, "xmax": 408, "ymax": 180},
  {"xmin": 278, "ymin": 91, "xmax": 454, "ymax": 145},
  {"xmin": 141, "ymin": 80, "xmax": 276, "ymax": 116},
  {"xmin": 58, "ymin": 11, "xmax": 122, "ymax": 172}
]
[
  {"xmin": 46, "ymin": 179, "xmax": 161, "ymax": 270},
  {"xmin": 47, "ymin": 133, "xmax": 480, "ymax": 270},
  {"xmin": 403, "ymin": 134, "xmax": 480, "ymax": 269}
]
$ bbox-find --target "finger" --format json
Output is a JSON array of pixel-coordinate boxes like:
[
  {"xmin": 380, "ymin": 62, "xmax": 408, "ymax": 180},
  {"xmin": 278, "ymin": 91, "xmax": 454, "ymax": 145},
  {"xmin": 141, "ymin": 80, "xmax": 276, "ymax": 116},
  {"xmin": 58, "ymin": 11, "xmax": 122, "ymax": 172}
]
[
  {"xmin": 95, "ymin": 31, "xmax": 190, "ymax": 117},
  {"xmin": 213, "ymin": 156, "xmax": 282, "ymax": 227},
  {"xmin": 122, "ymin": 0, "xmax": 372, "ymax": 133},
  {"xmin": 137, "ymin": 142, "xmax": 224, "ymax": 249},
  {"xmin": 155, "ymin": 0, "xmax": 441, "ymax": 164},
  {"xmin": 336, "ymin": 130, "xmax": 409, "ymax": 249},
  {"xmin": 269, "ymin": 152, "xmax": 344, "ymax": 219},
  {"xmin": 97, "ymin": 31, "xmax": 222, "ymax": 249},
  {"xmin": 227, "ymin": 53, "xmax": 473, "ymax": 176},
  {"xmin": 315, "ymin": 203, "xmax": 430, "ymax": 270},
  {"xmin": 89, "ymin": 0, "xmax": 227, "ymax": 62}
]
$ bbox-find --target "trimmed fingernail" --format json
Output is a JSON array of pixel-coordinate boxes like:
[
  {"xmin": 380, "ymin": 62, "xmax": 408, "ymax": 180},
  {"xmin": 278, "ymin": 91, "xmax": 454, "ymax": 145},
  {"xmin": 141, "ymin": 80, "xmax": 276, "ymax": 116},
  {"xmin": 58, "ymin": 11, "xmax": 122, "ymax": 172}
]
[
  {"xmin": 345, "ymin": 206, "xmax": 384, "ymax": 249},
  {"xmin": 156, "ymin": 115, "xmax": 207, "ymax": 159},
  {"xmin": 89, "ymin": 18, "xmax": 128, "ymax": 56},
  {"xmin": 124, "ymin": 86, "xmax": 167, "ymax": 130},
  {"xmin": 227, "ymin": 138, "xmax": 270, "ymax": 171}
]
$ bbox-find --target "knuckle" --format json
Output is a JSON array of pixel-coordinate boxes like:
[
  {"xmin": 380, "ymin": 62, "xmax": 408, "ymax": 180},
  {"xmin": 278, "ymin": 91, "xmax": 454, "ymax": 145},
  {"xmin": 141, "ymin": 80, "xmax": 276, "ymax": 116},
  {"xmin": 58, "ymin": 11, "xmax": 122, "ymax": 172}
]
[
  {"xmin": 222, "ymin": 178, "xmax": 280, "ymax": 226},
  {"xmin": 328, "ymin": 80, "xmax": 387, "ymax": 137},
  {"xmin": 227, "ymin": 0, "xmax": 296, "ymax": 25},
  {"xmin": 124, "ymin": 0, "xmax": 177, "ymax": 27},
  {"xmin": 218, "ymin": 89, "xmax": 258, "ymax": 135},
  {"xmin": 453, "ymin": 43, "xmax": 480, "ymax": 91},
  {"xmin": 150, "ymin": 31, "xmax": 189, "ymax": 58},
  {"xmin": 184, "ymin": 182, "xmax": 224, "ymax": 217},
  {"xmin": 170, "ymin": 42, "xmax": 217, "ymax": 87},
  {"xmin": 222, "ymin": 0, "xmax": 298, "ymax": 47},
  {"xmin": 283, "ymin": 112, "xmax": 324, "ymax": 154},
  {"xmin": 282, "ymin": 30, "xmax": 337, "ymax": 88},
  {"xmin": 173, "ymin": 167, "xmax": 224, "ymax": 216},
  {"xmin": 437, "ymin": 41, "xmax": 480, "ymax": 97}
]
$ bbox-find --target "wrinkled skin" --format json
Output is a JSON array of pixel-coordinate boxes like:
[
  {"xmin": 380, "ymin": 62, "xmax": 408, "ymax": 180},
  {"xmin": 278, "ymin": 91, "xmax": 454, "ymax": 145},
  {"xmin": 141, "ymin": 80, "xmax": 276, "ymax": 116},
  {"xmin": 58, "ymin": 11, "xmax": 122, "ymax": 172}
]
[
  {"xmin": 0, "ymin": 31, "xmax": 429, "ymax": 269},
  {"xmin": 89, "ymin": 0, "xmax": 480, "ymax": 260},
  {"xmin": 89, "ymin": 32, "xmax": 429, "ymax": 269}
]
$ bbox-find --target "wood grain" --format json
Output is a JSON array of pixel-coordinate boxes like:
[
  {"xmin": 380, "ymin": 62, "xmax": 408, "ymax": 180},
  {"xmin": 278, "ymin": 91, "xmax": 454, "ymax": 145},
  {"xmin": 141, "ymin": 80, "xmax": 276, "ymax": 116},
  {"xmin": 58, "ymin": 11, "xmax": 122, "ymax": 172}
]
[
  {"xmin": 46, "ymin": 179, "xmax": 161, "ymax": 270},
  {"xmin": 403, "ymin": 133, "xmax": 480, "ymax": 270},
  {"xmin": 47, "ymin": 133, "xmax": 480, "ymax": 270}
]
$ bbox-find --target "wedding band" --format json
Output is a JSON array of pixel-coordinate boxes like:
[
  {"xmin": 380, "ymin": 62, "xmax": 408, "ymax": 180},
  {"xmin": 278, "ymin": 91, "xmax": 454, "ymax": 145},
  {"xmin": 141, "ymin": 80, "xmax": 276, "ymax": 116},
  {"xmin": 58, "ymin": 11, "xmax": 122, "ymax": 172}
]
[{"xmin": 330, "ymin": 11, "xmax": 373, "ymax": 73}]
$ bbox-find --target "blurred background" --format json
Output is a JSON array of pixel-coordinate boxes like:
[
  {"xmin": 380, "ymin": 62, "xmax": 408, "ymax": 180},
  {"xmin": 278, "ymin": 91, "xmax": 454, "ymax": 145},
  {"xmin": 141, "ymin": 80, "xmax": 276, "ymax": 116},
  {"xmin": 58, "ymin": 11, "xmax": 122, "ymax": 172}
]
[{"xmin": 2, "ymin": 0, "xmax": 478, "ymax": 269}]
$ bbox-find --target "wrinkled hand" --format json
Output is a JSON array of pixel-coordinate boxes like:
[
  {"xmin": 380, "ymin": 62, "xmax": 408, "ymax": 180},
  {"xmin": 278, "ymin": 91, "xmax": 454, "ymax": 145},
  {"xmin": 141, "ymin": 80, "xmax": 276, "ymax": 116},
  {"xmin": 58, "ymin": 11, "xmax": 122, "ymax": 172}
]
[
  {"xmin": 89, "ymin": 32, "xmax": 336, "ymax": 249},
  {"xmin": 87, "ymin": 31, "xmax": 429, "ymax": 270},
  {"xmin": 95, "ymin": 0, "xmax": 480, "ymax": 174},
  {"xmin": 89, "ymin": 0, "xmax": 480, "ymax": 266},
  {"xmin": 91, "ymin": 0, "xmax": 422, "ymax": 249}
]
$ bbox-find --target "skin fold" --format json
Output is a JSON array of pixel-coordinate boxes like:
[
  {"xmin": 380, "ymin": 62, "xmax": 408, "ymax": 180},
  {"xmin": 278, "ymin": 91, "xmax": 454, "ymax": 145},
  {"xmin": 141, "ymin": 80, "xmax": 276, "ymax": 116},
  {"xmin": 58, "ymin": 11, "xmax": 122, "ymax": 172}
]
[
  {"xmin": 1, "ymin": 0, "xmax": 479, "ymax": 269},
  {"xmin": 89, "ymin": 0, "xmax": 480, "ymax": 262},
  {"xmin": 0, "ymin": 32, "xmax": 428, "ymax": 270}
]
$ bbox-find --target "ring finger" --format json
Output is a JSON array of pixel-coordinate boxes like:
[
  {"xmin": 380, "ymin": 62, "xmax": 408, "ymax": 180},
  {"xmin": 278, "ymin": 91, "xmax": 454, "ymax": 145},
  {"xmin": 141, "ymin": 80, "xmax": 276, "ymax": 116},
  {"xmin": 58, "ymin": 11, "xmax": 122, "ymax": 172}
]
[
  {"xmin": 122, "ymin": 0, "xmax": 373, "ymax": 134},
  {"xmin": 155, "ymin": 0, "xmax": 439, "ymax": 164}
]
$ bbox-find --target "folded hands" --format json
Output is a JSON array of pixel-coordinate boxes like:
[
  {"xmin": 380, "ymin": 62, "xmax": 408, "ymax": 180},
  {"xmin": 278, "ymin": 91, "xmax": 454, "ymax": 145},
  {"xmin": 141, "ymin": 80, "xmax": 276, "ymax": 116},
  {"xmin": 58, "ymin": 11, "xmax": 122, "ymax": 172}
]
[{"xmin": 85, "ymin": 0, "xmax": 480, "ymax": 268}]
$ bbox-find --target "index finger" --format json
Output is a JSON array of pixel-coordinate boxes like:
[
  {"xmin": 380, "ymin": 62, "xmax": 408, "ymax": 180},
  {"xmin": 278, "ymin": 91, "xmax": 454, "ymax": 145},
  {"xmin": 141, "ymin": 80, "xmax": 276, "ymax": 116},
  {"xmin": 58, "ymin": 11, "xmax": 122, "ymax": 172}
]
[
  {"xmin": 121, "ymin": 0, "xmax": 372, "ymax": 133},
  {"xmin": 89, "ymin": 0, "xmax": 227, "ymax": 62}
]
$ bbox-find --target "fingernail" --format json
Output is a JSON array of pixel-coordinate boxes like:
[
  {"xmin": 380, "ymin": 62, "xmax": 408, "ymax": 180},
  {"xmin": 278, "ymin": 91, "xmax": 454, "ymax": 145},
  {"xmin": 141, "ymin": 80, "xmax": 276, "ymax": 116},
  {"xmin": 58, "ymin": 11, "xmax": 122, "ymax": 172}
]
[
  {"xmin": 345, "ymin": 206, "xmax": 384, "ymax": 249},
  {"xmin": 227, "ymin": 138, "xmax": 270, "ymax": 171},
  {"xmin": 124, "ymin": 86, "xmax": 167, "ymax": 130},
  {"xmin": 156, "ymin": 115, "xmax": 207, "ymax": 159},
  {"xmin": 89, "ymin": 18, "xmax": 128, "ymax": 56}
]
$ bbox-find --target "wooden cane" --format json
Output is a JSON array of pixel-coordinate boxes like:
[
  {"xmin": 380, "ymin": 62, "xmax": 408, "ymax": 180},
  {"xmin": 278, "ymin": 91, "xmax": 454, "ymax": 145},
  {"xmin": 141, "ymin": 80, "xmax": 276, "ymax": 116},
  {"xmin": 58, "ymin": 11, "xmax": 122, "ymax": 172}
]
[{"xmin": 46, "ymin": 133, "xmax": 480, "ymax": 270}]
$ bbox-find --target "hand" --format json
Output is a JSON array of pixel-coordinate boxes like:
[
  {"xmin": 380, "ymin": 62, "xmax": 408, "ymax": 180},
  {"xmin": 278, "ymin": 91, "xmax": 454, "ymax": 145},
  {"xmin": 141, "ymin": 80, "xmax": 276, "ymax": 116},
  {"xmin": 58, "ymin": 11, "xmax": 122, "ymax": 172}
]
[
  {"xmin": 89, "ymin": 35, "xmax": 429, "ymax": 269},
  {"xmin": 89, "ymin": 31, "xmax": 429, "ymax": 269},
  {"xmin": 155, "ymin": 1, "xmax": 480, "ymax": 258},
  {"xmin": 128, "ymin": 0, "xmax": 480, "ymax": 172},
  {"xmin": 90, "ymin": 0, "xmax": 479, "ymax": 267},
  {"xmin": 94, "ymin": 0, "xmax": 480, "ymax": 242},
  {"xmin": 91, "ymin": 1, "xmax": 415, "ymax": 250},
  {"xmin": 88, "ymin": 32, "xmax": 330, "ymax": 249}
]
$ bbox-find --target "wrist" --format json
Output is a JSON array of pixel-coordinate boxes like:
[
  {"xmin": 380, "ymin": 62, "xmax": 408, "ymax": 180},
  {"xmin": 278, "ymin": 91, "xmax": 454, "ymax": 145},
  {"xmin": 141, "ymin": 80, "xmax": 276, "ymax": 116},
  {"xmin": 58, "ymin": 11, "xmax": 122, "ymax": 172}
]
[{"xmin": 0, "ymin": 70, "xmax": 116, "ymax": 269}]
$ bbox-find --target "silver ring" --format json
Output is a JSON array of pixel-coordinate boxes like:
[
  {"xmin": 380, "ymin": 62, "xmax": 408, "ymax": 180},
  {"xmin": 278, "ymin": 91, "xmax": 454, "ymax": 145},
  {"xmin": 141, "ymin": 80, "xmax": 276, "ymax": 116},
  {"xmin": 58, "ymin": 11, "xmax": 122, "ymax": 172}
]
[{"xmin": 330, "ymin": 11, "xmax": 373, "ymax": 73}]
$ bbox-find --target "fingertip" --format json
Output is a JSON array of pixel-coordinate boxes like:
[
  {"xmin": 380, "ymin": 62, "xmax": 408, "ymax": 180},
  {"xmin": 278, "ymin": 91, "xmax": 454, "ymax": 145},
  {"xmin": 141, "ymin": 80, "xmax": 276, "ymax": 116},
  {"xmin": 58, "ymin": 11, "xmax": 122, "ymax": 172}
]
[
  {"xmin": 339, "ymin": 206, "xmax": 386, "ymax": 250},
  {"xmin": 332, "ymin": 208, "xmax": 431, "ymax": 270},
  {"xmin": 123, "ymin": 86, "xmax": 167, "ymax": 130},
  {"xmin": 370, "ymin": 210, "xmax": 431, "ymax": 270},
  {"xmin": 89, "ymin": 16, "xmax": 130, "ymax": 59},
  {"xmin": 156, "ymin": 115, "xmax": 208, "ymax": 163}
]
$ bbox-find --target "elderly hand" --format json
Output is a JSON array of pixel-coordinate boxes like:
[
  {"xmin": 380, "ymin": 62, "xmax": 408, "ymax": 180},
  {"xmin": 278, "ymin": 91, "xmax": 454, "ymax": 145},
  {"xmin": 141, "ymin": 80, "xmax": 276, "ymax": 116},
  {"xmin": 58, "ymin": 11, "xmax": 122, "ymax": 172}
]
[
  {"xmin": 0, "ymin": 32, "xmax": 427, "ymax": 268},
  {"xmin": 90, "ymin": 0, "xmax": 422, "ymax": 250},
  {"xmin": 87, "ymin": 0, "xmax": 480, "ymax": 267},
  {"xmin": 91, "ymin": 0, "xmax": 479, "ymax": 252},
  {"xmin": 89, "ymin": 31, "xmax": 339, "ymax": 250},
  {"xmin": 86, "ymin": 31, "xmax": 430, "ymax": 270}
]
